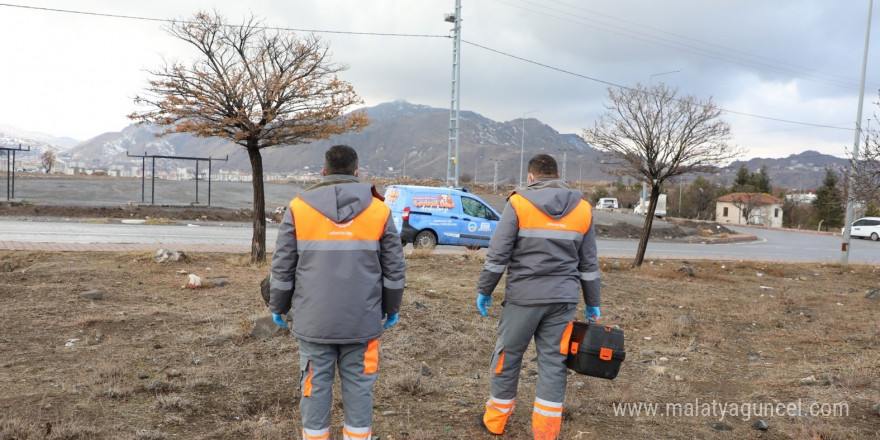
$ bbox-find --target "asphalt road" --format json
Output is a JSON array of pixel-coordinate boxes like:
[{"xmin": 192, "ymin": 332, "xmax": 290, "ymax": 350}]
[
  {"xmin": 3, "ymin": 176, "xmax": 876, "ymax": 263},
  {"xmin": 1, "ymin": 218, "xmax": 877, "ymax": 263}
]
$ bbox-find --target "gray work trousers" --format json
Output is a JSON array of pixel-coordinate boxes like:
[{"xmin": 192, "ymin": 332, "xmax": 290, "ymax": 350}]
[
  {"xmin": 489, "ymin": 302, "xmax": 576, "ymax": 403},
  {"xmin": 297, "ymin": 339, "xmax": 379, "ymax": 439}
]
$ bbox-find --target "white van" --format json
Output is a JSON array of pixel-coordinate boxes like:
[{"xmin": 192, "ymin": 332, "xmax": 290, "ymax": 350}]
[{"xmin": 595, "ymin": 197, "xmax": 618, "ymax": 210}]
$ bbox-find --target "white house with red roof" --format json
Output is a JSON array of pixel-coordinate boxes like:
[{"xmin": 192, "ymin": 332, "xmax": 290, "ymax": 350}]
[{"xmin": 716, "ymin": 193, "xmax": 784, "ymax": 228}]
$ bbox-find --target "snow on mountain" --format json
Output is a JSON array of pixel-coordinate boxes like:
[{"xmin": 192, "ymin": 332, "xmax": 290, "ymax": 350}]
[{"xmin": 0, "ymin": 124, "xmax": 78, "ymax": 149}]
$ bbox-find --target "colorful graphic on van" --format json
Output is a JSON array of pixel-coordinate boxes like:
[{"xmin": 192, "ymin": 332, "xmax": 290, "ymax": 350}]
[
  {"xmin": 385, "ymin": 188, "xmax": 401, "ymax": 204},
  {"xmin": 413, "ymin": 194, "xmax": 455, "ymax": 210}
]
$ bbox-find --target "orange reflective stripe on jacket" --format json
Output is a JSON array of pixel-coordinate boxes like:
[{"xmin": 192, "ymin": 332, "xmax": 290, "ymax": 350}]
[
  {"xmin": 509, "ymin": 194, "xmax": 591, "ymax": 235},
  {"xmin": 291, "ymin": 197, "xmax": 389, "ymax": 242}
]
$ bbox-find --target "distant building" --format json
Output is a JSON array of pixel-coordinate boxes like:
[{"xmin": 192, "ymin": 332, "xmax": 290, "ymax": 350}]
[
  {"xmin": 716, "ymin": 192, "xmax": 784, "ymax": 228},
  {"xmin": 785, "ymin": 193, "xmax": 817, "ymax": 204}
]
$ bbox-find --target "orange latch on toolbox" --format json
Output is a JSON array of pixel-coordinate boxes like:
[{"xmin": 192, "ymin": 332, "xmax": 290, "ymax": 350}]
[{"xmin": 599, "ymin": 347, "xmax": 613, "ymax": 361}]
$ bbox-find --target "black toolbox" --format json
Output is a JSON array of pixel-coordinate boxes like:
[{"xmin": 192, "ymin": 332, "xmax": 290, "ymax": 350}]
[{"xmin": 565, "ymin": 321, "xmax": 626, "ymax": 379}]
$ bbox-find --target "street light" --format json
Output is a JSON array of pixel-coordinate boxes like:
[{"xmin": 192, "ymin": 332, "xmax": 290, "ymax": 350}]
[
  {"xmin": 649, "ymin": 69, "xmax": 681, "ymax": 84},
  {"xmin": 519, "ymin": 109, "xmax": 539, "ymax": 187}
]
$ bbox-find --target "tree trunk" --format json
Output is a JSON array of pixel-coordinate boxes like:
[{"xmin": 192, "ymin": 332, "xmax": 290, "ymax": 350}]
[
  {"xmin": 247, "ymin": 145, "xmax": 267, "ymax": 263},
  {"xmin": 633, "ymin": 185, "xmax": 661, "ymax": 267}
]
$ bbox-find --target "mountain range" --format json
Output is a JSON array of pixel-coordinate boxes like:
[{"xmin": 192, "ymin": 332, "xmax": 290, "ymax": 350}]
[{"xmin": 0, "ymin": 101, "xmax": 849, "ymax": 190}]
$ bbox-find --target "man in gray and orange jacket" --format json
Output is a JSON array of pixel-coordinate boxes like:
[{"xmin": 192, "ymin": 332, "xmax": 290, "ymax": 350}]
[
  {"xmin": 269, "ymin": 145, "xmax": 406, "ymax": 440},
  {"xmin": 476, "ymin": 154, "xmax": 601, "ymax": 440}
]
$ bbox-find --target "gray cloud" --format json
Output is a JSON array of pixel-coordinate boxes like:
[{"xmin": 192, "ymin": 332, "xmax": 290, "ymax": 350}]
[{"xmin": 0, "ymin": 0, "xmax": 877, "ymax": 160}]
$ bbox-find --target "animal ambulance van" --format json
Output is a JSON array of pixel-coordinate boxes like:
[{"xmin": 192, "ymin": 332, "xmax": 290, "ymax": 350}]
[{"xmin": 383, "ymin": 185, "xmax": 501, "ymax": 249}]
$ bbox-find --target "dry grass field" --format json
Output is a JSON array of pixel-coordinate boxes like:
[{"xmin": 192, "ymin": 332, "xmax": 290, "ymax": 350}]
[{"xmin": 1, "ymin": 250, "xmax": 878, "ymax": 439}]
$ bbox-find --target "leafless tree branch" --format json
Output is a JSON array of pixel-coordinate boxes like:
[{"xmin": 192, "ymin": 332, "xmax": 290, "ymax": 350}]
[
  {"xmin": 581, "ymin": 83, "xmax": 741, "ymax": 266},
  {"xmin": 129, "ymin": 11, "xmax": 369, "ymax": 263}
]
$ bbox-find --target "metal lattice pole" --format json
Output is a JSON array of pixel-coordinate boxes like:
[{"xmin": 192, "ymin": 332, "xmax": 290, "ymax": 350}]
[{"xmin": 445, "ymin": 0, "xmax": 462, "ymax": 187}]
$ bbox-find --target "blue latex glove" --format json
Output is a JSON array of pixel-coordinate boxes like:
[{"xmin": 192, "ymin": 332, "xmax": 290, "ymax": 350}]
[
  {"xmin": 586, "ymin": 306, "xmax": 601, "ymax": 323},
  {"xmin": 382, "ymin": 313, "xmax": 399, "ymax": 329},
  {"xmin": 477, "ymin": 294, "xmax": 492, "ymax": 316},
  {"xmin": 272, "ymin": 313, "xmax": 287, "ymax": 328}
]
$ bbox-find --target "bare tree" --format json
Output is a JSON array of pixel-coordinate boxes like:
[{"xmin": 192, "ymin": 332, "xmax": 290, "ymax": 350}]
[
  {"xmin": 582, "ymin": 83, "xmax": 740, "ymax": 266},
  {"xmin": 846, "ymin": 140, "xmax": 880, "ymax": 208},
  {"xmin": 842, "ymin": 95, "xmax": 880, "ymax": 217},
  {"xmin": 41, "ymin": 150, "xmax": 56, "ymax": 173},
  {"xmin": 130, "ymin": 11, "xmax": 369, "ymax": 263},
  {"xmin": 727, "ymin": 193, "xmax": 759, "ymax": 225}
]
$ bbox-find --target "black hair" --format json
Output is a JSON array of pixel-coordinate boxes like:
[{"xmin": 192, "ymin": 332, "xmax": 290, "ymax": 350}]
[
  {"xmin": 527, "ymin": 154, "xmax": 559, "ymax": 178},
  {"xmin": 324, "ymin": 145, "xmax": 359, "ymax": 175}
]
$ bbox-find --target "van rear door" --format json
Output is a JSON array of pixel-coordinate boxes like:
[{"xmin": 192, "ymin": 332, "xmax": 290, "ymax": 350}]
[{"xmin": 458, "ymin": 195, "xmax": 500, "ymax": 247}]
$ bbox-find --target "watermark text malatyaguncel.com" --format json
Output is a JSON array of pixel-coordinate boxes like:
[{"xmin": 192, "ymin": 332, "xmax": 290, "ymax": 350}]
[{"xmin": 612, "ymin": 398, "xmax": 849, "ymax": 421}]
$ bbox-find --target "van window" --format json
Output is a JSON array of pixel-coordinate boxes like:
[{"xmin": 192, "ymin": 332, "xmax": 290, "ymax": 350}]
[{"xmin": 462, "ymin": 196, "xmax": 497, "ymax": 220}]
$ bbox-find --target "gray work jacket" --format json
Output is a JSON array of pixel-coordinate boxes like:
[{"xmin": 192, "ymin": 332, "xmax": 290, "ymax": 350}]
[
  {"xmin": 269, "ymin": 175, "xmax": 406, "ymax": 344},
  {"xmin": 476, "ymin": 179, "xmax": 601, "ymax": 307}
]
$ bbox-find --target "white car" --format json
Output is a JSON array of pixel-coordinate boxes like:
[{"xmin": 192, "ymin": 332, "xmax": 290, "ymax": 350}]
[{"xmin": 847, "ymin": 217, "xmax": 880, "ymax": 241}]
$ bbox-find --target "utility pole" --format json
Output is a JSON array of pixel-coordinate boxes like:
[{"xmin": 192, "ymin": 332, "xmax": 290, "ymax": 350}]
[
  {"xmin": 519, "ymin": 109, "xmax": 538, "ymax": 187},
  {"xmin": 842, "ymin": 0, "xmax": 873, "ymax": 264},
  {"xmin": 559, "ymin": 148, "xmax": 570, "ymax": 180},
  {"xmin": 445, "ymin": 0, "xmax": 462, "ymax": 187},
  {"xmin": 578, "ymin": 162, "xmax": 583, "ymax": 191},
  {"xmin": 474, "ymin": 156, "xmax": 479, "ymax": 184},
  {"xmin": 493, "ymin": 160, "xmax": 498, "ymax": 192}
]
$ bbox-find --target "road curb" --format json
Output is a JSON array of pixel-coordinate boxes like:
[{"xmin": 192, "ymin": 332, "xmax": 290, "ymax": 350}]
[{"xmin": 702, "ymin": 234, "xmax": 759, "ymax": 244}]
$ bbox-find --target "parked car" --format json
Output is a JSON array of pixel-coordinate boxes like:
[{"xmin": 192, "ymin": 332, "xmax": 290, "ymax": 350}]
[
  {"xmin": 383, "ymin": 185, "xmax": 501, "ymax": 249},
  {"xmin": 845, "ymin": 217, "xmax": 880, "ymax": 241}
]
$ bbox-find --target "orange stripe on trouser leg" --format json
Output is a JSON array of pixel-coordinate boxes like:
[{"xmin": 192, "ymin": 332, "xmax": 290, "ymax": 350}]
[
  {"xmin": 303, "ymin": 362, "xmax": 313, "ymax": 397},
  {"xmin": 532, "ymin": 399, "xmax": 563, "ymax": 440},
  {"xmin": 342, "ymin": 426, "xmax": 372, "ymax": 440},
  {"xmin": 493, "ymin": 351, "xmax": 505, "ymax": 375},
  {"xmin": 363, "ymin": 339, "xmax": 379, "ymax": 374},
  {"xmin": 302, "ymin": 428, "xmax": 330, "ymax": 440},
  {"xmin": 483, "ymin": 397, "xmax": 515, "ymax": 435},
  {"xmin": 560, "ymin": 321, "xmax": 574, "ymax": 354}
]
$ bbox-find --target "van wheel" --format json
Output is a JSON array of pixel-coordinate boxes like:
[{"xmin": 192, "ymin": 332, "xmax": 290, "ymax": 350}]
[
  {"xmin": 871, "ymin": 232, "xmax": 879, "ymax": 241},
  {"xmin": 414, "ymin": 231, "xmax": 437, "ymax": 249}
]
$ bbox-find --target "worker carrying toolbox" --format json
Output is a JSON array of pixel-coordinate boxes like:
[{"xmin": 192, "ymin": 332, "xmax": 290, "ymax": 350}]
[
  {"xmin": 475, "ymin": 154, "xmax": 604, "ymax": 440},
  {"xmin": 268, "ymin": 145, "xmax": 406, "ymax": 440}
]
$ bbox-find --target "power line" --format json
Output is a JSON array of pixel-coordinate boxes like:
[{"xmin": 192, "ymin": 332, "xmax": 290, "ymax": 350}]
[
  {"xmin": 0, "ymin": 3, "xmax": 448, "ymax": 38},
  {"xmin": 461, "ymin": 40, "xmax": 854, "ymax": 132},
  {"xmin": 492, "ymin": 0, "xmax": 871, "ymax": 91},
  {"xmin": 0, "ymin": 2, "xmax": 860, "ymax": 133},
  {"xmin": 530, "ymin": 0, "xmax": 877, "ymax": 91}
]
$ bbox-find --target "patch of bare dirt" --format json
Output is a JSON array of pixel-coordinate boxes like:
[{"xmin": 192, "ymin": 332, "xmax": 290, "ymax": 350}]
[
  {"xmin": 1, "ymin": 251, "xmax": 878, "ymax": 439},
  {"xmin": 594, "ymin": 222, "xmax": 693, "ymax": 241}
]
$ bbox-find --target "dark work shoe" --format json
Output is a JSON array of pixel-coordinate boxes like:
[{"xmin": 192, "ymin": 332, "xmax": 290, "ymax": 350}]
[{"xmin": 477, "ymin": 414, "xmax": 501, "ymax": 435}]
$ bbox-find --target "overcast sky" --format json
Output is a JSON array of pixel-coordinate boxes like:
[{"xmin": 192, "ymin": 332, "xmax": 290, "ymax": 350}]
[{"xmin": 1, "ymin": 0, "xmax": 878, "ymax": 160}]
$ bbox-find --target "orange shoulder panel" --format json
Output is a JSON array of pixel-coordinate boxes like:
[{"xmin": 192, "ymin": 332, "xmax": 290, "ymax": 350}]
[
  {"xmin": 292, "ymin": 197, "xmax": 389, "ymax": 241},
  {"xmin": 510, "ymin": 194, "xmax": 591, "ymax": 234}
]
